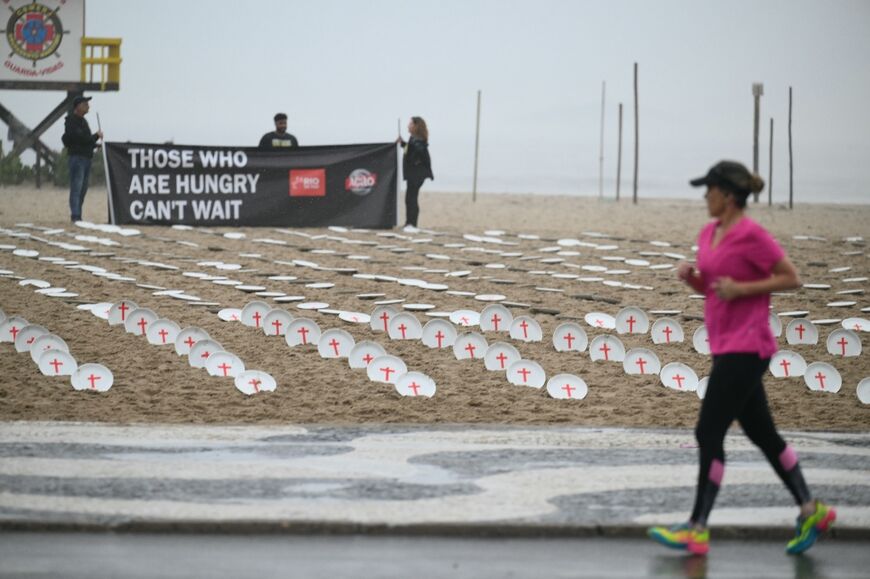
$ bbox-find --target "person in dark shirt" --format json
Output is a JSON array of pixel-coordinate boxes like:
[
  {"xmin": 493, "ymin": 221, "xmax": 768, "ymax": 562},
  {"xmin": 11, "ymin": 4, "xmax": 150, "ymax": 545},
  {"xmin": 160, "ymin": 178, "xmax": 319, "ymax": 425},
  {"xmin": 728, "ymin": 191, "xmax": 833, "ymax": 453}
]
[
  {"xmin": 61, "ymin": 95, "xmax": 103, "ymax": 222},
  {"xmin": 396, "ymin": 116, "xmax": 433, "ymax": 232},
  {"xmin": 259, "ymin": 113, "xmax": 299, "ymax": 150}
]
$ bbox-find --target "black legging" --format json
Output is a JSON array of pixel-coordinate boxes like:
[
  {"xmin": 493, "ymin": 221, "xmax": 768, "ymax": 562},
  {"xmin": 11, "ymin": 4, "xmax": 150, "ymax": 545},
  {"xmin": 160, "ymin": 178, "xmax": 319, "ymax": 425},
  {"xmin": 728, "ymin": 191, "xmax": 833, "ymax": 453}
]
[
  {"xmin": 691, "ymin": 353, "xmax": 812, "ymax": 527},
  {"xmin": 405, "ymin": 178, "xmax": 424, "ymax": 227}
]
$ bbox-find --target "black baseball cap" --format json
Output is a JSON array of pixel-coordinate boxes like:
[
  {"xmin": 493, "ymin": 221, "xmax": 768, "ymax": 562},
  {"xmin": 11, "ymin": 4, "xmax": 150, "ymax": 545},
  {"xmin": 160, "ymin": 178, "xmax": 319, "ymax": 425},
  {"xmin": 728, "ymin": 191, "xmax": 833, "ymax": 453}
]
[
  {"xmin": 690, "ymin": 160, "xmax": 755, "ymax": 193},
  {"xmin": 72, "ymin": 95, "xmax": 92, "ymax": 107}
]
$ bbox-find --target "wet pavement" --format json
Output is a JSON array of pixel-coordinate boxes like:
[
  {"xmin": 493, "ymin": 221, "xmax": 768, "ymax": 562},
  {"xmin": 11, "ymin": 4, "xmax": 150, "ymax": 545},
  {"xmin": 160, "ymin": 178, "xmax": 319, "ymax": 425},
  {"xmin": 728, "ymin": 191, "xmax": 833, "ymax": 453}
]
[{"xmin": 1, "ymin": 532, "xmax": 867, "ymax": 578}]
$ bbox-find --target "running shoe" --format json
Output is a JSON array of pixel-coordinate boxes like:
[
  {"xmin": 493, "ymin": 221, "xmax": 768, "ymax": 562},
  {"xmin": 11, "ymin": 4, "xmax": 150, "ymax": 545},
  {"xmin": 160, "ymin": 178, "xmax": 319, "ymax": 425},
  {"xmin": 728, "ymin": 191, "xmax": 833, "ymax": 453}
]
[
  {"xmin": 648, "ymin": 522, "xmax": 710, "ymax": 555},
  {"xmin": 786, "ymin": 500, "xmax": 837, "ymax": 554}
]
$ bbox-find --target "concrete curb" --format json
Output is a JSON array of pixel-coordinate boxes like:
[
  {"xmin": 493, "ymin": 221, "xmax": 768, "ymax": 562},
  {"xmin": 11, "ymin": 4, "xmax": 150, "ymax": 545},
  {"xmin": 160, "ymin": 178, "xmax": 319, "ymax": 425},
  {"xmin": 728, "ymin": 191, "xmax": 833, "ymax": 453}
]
[{"xmin": 1, "ymin": 520, "xmax": 867, "ymax": 541}]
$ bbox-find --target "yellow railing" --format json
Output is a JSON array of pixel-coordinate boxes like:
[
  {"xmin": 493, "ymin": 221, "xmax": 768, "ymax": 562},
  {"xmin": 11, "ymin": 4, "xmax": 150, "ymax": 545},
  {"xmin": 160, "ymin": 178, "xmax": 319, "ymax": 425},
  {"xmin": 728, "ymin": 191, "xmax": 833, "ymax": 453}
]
[{"xmin": 80, "ymin": 37, "xmax": 122, "ymax": 90}]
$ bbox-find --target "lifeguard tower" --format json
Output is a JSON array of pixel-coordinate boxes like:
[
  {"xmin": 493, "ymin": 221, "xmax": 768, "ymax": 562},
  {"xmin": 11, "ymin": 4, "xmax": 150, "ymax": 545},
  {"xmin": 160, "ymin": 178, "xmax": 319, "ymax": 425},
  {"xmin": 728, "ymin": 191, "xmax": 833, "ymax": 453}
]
[{"xmin": 0, "ymin": 0, "xmax": 120, "ymax": 175}]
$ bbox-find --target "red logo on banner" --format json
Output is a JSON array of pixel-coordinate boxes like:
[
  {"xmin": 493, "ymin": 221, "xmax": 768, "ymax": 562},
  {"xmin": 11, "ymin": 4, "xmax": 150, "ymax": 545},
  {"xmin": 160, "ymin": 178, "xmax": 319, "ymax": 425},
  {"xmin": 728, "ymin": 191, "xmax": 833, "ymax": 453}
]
[{"xmin": 289, "ymin": 169, "xmax": 326, "ymax": 197}]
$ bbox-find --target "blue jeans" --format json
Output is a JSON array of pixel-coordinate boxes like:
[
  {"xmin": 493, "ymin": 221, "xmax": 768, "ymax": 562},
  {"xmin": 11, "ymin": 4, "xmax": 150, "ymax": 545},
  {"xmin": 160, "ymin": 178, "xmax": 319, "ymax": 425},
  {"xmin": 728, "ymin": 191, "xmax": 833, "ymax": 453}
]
[{"xmin": 68, "ymin": 155, "xmax": 92, "ymax": 221}]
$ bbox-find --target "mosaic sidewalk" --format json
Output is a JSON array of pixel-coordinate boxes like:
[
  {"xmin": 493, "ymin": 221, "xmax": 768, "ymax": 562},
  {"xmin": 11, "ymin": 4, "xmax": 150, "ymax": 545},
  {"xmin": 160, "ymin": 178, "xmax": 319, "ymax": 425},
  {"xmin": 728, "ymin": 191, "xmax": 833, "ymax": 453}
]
[{"xmin": 1, "ymin": 422, "xmax": 868, "ymax": 538}]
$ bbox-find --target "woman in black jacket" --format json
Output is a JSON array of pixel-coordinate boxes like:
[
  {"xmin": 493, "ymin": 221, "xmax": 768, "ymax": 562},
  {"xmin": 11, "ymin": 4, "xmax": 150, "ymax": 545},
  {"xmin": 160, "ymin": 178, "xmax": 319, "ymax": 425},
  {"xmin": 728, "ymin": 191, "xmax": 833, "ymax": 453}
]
[{"xmin": 396, "ymin": 117, "xmax": 433, "ymax": 231}]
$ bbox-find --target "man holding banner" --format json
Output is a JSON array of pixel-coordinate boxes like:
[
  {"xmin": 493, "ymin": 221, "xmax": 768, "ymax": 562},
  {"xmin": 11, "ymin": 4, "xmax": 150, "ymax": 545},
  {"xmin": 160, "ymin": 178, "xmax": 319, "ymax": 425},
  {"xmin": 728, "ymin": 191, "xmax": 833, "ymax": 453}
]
[
  {"xmin": 259, "ymin": 113, "xmax": 299, "ymax": 150},
  {"xmin": 62, "ymin": 96, "xmax": 103, "ymax": 222}
]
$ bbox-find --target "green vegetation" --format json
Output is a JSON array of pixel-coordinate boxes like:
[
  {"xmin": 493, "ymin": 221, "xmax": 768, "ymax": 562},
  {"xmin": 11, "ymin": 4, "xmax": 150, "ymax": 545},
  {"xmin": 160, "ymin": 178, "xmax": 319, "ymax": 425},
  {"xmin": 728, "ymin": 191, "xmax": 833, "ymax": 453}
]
[{"xmin": 0, "ymin": 145, "xmax": 105, "ymax": 187}]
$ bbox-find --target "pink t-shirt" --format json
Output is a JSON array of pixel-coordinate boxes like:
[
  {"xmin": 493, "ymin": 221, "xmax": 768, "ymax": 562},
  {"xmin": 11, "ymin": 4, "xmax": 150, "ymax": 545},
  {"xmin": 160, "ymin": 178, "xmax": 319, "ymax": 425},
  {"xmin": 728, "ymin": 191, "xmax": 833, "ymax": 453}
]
[{"xmin": 696, "ymin": 217, "xmax": 785, "ymax": 358}]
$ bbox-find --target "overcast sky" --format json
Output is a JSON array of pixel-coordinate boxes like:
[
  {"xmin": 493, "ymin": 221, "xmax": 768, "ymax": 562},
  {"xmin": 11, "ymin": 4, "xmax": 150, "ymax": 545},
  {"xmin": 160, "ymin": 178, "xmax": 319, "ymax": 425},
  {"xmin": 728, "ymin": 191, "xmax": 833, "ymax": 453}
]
[{"xmin": 3, "ymin": 0, "xmax": 869, "ymax": 202}]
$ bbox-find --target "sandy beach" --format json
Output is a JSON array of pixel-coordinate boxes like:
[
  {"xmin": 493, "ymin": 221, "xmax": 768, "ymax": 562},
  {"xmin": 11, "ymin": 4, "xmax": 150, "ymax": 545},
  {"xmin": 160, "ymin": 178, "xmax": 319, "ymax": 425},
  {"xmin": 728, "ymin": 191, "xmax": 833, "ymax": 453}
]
[{"xmin": 0, "ymin": 184, "xmax": 867, "ymax": 430}]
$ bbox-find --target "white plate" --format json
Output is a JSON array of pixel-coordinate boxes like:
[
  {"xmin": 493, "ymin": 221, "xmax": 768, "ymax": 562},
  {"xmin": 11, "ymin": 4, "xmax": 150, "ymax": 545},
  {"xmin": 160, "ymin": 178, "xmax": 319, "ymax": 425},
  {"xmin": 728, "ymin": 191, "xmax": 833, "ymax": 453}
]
[
  {"xmin": 366, "ymin": 355, "xmax": 408, "ymax": 384},
  {"xmin": 241, "ymin": 301, "xmax": 271, "ymax": 328},
  {"xmin": 769, "ymin": 350, "xmax": 807, "ymax": 378},
  {"xmin": 348, "ymin": 341, "xmax": 387, "ymax": 369},
  {"xmin": 484, "ymin": 342, "xmax": 521, "ymax": 372},
  {"xmin": 546, "ymin": 374, "xmax": 588, "ymax": 400},
  {"xmin": 857, "ymin": 377, "xmax": 870, "ymax": 405},
  {"xmin": 659, "ymin": 362, "xmax": 699, "ymax": 392},
  {"xmin": 174, "ymin": 327, "xmax": 210, "ymax": 356},
  {"xmin": 296, "ymin": 302, "xmax": 330, "ymax": 310},
  {"xmin": 615, "ymin": 306, "xmax": 650, "ymax": 335},
  {"xmin": 317, "ymin": 329, "xmax": 355, "ymax": 359},
  {"xmin": 234, "ymin": 370, "xmax": 277, "ymax": 395},
  {"xmin": 552, "ymin": 322, "xmax": 588, "ymax": 352},
  {"xmin": 803, "ymin": 362, "xmax": 842, "ymax": 393},
  {"xmin": 285, "ymin": 318, "xmax": 321, "ymax": 347},
  {"xmin": 623, "ymin": 348, "xmax": 661, "ymax": 375},
  {"xmin": 37, "ymin": 349, "xmax": 77, "ymax": 377},
  {"xmin": 507, "ymin": 359, "xmax": 546, "ymax": 388},
  {"xmin": 395, "ymin": 372, "xmax": 436, "ymax": 398},
  {"xmin": 453, "ymin": 332, "xmax": 489, "ymax": 360},
  {"xmin": 650, "ymin": 318, "xmax": 684, "ymax": 345},
  {"xmin": 785, "ymin": 319, "xmax": 819, "ymax": 345},
  {"xmin": 449, "ymin": 310, "xmax": 481, "ymax": 327},
  {"xmin": 588, "ymin": 335, "xmax": 626, "ymax": 362},
  {"xmin": 842, "ymin": 318, "xmax": 870, "ymax": 332},
  {"xmin": 218, "ymin": 308, "xmax": 242, "ymax": 322},
  {"xmin": 71, "ymin": 363, "xmax": 113, "ymax": 392},
  {"xmin": 584, "ymin": 312, "xmax": 616, "ymax": 330},
  {"xmin": 388, "ymin": 313, "xmax": 423, "ymax": 341},
  {"xmin": 205, "ymin": 351, "xmax": 245, "ymax": 378},
  {"xmin": 338, "ymin": 311, "xmax": 370, "ymax": 324},
  {"xmin": 262, "ymin": 309, "xmax": 294, "ymax": 337},
  {"xmin": 421, "ymin": 319, "xmax": 458, "ymax": 349},
  {"xmin": 235, "ymin": 285, "xmax": 267, "ymax": 292},
  {"xmin": 475, "ymin": 294, "xmax": 507, "ymax": 302},
  {"xmin": 692, "ymin": 325, "xmax": 711, "ymax": 355},
  {"xmin": 509, "ymin": 316, "xmax": 543, "ymax": 342},
  {"xmin": 479, "ymin": 304, "xmax": 513, "ymax": 333},
  {"xmin": 373, "ymin": 298, "xmax": 406, "ymax": 305},
  {"xmin": 189, "ymin": 340, "xmax": 223, "ymax": 368},
  {"xmin": 826, "ymin": 329, "xmax": 862, "ymax": 357}
]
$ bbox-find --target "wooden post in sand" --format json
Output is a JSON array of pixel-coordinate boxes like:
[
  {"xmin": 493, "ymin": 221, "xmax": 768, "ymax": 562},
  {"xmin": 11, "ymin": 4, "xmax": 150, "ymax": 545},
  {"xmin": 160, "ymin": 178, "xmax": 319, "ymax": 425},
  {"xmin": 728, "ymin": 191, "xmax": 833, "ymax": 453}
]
[
  {"xmin": 632, "ymin": 62, "xmax": 639, "ymax": 205},
  {"xmin": 35, "ymin": 152, "xmax": 41, "ymax": 189},
  {"xmin": 472, "ymin": 89, "xmax": 481, "ymax": 203},
  {"xmin": 598, "ymin": 81, "xmax": 605, "ymax": 199},
  {"xmin": 768, "ymin": 117, "xmax": 773, "ymax": 206},
  {"xmin": 616, "ymin": 103, "xmax": 623, "ymax": 201},
  {"xmin": 788, "ymin": 86, "xmax": 794, "ymax": 210},
  {"xmin": 752, "ymin": 83, "xmax": 763, "ymax": 203}
]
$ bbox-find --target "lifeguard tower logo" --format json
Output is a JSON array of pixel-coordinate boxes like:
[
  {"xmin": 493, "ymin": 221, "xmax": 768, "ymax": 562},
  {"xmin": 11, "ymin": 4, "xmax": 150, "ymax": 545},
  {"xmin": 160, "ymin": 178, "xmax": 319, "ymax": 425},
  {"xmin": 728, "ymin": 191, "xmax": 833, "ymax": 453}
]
[
  {"xmin": 5, "ymin": 2, "xmax": 65, "ymax": 69},
  {"xmin": 289, "ymin": 169, "xmax": 326, "ymax": 197},
  {"xmin": 345, "ymin": 168, "xmax": 377, "ymax": 195}
]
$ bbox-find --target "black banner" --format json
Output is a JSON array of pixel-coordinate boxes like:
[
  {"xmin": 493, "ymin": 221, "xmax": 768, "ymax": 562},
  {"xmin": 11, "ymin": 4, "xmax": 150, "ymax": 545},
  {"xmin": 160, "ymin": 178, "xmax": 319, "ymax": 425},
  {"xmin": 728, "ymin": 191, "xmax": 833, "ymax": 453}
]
[{"xmin": 104, "ymin": 142, "xmax": 397, "ymax": 228}]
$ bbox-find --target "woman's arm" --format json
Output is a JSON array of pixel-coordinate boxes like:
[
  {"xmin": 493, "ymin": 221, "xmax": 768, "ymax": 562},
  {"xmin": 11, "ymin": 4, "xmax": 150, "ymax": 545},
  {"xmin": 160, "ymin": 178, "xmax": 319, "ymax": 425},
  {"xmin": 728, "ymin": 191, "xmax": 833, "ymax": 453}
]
[
  {"xmin": 712, "ymin": 256, "xmax": 801, "ymax": 301},
  {"xmin": 677, "ymin": 262, "xmax": 706, "ymax": 294}
]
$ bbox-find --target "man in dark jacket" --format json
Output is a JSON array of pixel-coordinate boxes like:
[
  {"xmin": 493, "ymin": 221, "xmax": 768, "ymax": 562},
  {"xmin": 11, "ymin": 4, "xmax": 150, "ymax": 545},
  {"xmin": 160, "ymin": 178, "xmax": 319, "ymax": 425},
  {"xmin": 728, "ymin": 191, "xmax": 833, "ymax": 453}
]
[
  {"xmin": 62, "ymin": 95, "xmax": 103, "ymax": 222},
  {"xmin": 259, "ymin": 113, "xmax": 299, "ymax": 150}
]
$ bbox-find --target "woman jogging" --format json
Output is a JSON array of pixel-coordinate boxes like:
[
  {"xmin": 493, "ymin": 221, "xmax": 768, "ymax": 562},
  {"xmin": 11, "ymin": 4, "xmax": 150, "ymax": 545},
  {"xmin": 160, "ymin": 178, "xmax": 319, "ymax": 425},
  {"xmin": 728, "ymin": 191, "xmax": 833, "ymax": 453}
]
[
  {"xmin": 648, "ymin": 160, "xmax": 836, "ymax": 556},
  {"xmin": 396, "ymin": 116, "xmax": 433, "ymax": 232}
]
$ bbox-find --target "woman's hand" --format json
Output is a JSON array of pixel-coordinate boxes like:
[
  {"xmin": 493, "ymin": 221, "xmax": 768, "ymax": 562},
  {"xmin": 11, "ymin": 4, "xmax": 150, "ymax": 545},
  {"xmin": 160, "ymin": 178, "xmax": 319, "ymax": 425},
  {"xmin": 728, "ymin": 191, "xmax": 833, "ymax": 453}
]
[
  {"xmin": 676, "ymin": 262, "xmax": 695, "ymax": 282},
  {"xmin": 712, "ymin": 276, "xmax": 743, "ymax": 301}
]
